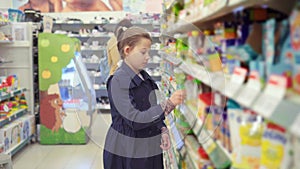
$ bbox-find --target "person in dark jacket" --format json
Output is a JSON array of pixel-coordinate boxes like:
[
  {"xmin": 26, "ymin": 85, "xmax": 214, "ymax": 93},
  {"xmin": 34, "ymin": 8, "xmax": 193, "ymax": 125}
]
[{"xmin": 103, "ymin": 26, "xmax": 186, "ymax": 169}]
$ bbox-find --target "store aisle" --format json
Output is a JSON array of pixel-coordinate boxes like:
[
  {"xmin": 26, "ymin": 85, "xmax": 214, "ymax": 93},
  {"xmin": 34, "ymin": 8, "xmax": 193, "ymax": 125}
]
[{"xmin": 12, "ymin": 112, "xmax": 112, "ymax": 169}]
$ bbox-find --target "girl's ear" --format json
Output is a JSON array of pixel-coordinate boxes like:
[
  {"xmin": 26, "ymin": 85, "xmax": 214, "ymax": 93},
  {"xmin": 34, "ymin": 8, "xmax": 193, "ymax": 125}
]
[{"xmin": 123, "ymin": 45, "xmax": 131, "ymax": 56}]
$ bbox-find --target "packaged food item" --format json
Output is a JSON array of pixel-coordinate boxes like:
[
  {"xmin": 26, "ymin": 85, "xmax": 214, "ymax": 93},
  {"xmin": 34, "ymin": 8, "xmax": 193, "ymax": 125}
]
[
  {"xmin": 289, "ymin": 6, "xmax": 300, "ymax": 93},
  {"xmin": 197, "ymin": 93, "xmax": 213, "ymax": 121},
  {"xmin": 263, "ymin": 18, "xmax": 276, "ymax": 71},
  {"xmin": 8, "ymin": 9, "xmax": 23, "ymax": 22},
  {"xmin": 232, "ymin": 109, "xmax": 264, "ymax": 169},
  {"xmin": 184, "ymin": 75, "xmax": 198, "ymax": 107},
  {"xmin": 174, "ymin": 68, "xmax": 186, "ymax": 89},
  {"xmin": 260, "ymin": 122, "xmax": 293, "ymax": 169},
  {"xmin": 227, "ymin": 99, "xmax": 241, "ymax": 153}
]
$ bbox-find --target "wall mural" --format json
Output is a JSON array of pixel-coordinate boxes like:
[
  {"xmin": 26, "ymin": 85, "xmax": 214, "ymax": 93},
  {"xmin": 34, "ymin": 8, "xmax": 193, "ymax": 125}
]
[{"xmin": 13, "ymin": 0, "xmax": 123, "ymax": 13}]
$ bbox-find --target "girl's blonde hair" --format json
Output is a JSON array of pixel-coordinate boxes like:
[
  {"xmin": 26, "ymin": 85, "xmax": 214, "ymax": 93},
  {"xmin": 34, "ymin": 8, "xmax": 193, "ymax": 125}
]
[{"xmin": 117, "ymin": 27, "xmax": 152, "ymax": 59}]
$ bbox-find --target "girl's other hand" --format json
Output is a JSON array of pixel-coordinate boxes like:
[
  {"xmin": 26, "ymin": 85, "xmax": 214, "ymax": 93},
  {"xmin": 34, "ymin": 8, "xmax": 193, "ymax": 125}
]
[{"xmin": 160, "ymin": 131, "xmax": 171, "ymax": 150}]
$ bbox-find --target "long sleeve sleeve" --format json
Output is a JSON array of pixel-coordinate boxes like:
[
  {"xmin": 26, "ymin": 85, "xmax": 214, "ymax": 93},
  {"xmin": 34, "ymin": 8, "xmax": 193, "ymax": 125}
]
[
  {"xmin": 109, "ymin": 76, "xmax": 167, "ymax": 131},
  {"xmin": 156, "ymin": 99, "xmax": 176, "ymax": 130}
]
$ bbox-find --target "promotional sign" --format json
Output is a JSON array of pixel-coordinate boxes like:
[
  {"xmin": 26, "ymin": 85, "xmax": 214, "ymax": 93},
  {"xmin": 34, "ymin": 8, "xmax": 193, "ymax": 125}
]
[{"xmin": 12, "ymin": 0, "xmax": 162, "ymax": 13}]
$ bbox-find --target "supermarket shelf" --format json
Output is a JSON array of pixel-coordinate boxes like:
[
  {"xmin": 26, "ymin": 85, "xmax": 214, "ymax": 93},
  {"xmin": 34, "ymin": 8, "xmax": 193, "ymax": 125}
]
[
  {"xmin": 166, "ymin": 0, "xmax": 295, "ymax": 34},
  {"xmin": 178, "ymin": 58, "xmax": 300, "ymax": 135},
  {"xmin": 160, "ymin": 51, "xmax": 182, "ymax": 66},
  {"xmin": 84, "ymin": 63, "xmax": 100, "ymax": 71},
  {"xmin": 0, "ymin": 88, "xmax": 27, "ymax": 102},
  {"xmin": 253, "ymin": 93, "xmax": 300, "ymax": 134},
  {"xmin": 69, "ymin": 35, "xmax": 112, "ymax": 39},
  {"xmin": 81, "ymin": 47, "xmax": 106, "ymax": 52},
  {"xmin": 216, "ymin": 140, "xmax": 232, "ymax": 161},
  {"xmin": 161, "ymin": 53, "xmax": 227, "ymax": 92},
  {"xmin": 179, "ymin": 104, "xmax": 232, "ymax": 168},
  {"xmin": 96, "ymin": 103, "xmax": 110, "ymax": 110},
  {"xmin": 6, "ymin": 135, "xmax": 34, "ymax": 156},
  {"xmin": 0, "ymin": 61, "xmax": 13, "ymax": 65},
  {"xmin": 95, "ymin": 87, "xmax": 108, "ymax": 97},
  {"xmin": 146, "ymin": 62, "xmax": 160, "ymax": 69},
  {"xmin": 93, "ymin": 76, "xmax": 105, "ymax": 84},
  {"xmin": 0, "ymin": 41, "xmax": 30, "ymax": 47},
  {"xmin": 0, "ymin": 108, "xmax": 28, "ymax": 127},
  {"xmin": 0, "ymin": 22, "xmax": 10, "ymax": 27},
  {"xmin": 151, "ymin": 75, "xmax": 162, "ymax": 82},
  {"xmin": 166, "ymin": 114, "xmax": 185, "ymax": 150},
  {"xmin": 178, "ymin": 104, "xmax": 197, "ymax": 131},
  {"xmin": 0, "ymin": 40, "xmax": 13, "ymax": 44},
  {"xmin": 150, "ymin": 49, "xmax": 159, "ymax": 56},
  {"xmin": 163, "ymin": 53, "xmax": 300, "ymax": 139},
  {"xmin": 53, "ymin": 22, "xmax": 158, "ymax": 32}
]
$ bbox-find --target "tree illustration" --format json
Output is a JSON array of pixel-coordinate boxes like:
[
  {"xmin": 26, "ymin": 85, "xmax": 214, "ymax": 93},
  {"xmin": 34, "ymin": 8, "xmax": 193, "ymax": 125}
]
[{"xmin": 38, "ymin": 33, "xmax": 80, "ymax": 91}]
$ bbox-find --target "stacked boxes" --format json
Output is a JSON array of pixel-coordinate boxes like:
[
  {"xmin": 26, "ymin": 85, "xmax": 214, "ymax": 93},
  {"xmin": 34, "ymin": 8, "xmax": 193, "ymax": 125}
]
[{"xmin": 0, "ymin": 114, "xmax": 35, "ymax": 153}]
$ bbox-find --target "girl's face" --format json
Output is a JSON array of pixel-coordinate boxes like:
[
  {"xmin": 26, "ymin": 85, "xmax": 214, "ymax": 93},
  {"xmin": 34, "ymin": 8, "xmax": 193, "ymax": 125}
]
[{"xmin": 124, "ymin": 38, "xmax": 151, "ymax": 72}]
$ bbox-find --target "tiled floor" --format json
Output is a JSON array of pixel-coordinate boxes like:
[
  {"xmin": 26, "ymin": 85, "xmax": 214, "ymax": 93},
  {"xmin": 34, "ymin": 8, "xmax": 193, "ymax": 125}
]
[{"xmin": 12, "ymin": 112, "xmax": 112, "ymax": 169}]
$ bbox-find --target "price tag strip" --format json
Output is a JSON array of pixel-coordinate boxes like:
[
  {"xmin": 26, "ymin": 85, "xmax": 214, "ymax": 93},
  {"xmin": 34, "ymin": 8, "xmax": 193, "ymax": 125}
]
[
  {"xmin": 253, "ymin": 75, "xmax": 287, "ymax": 118},
  {"xmin": 228, "ymin": 0, "xmax": 247, "ymax": 6},
  {"xmin": 202, "ymin": 0, "xmax": 227, "ymax": 20},
  {"xmin": 236, "ymin": 71, "xmax": 261, "ymax": 107},
  {"xmin": 225, "ymin": 67, "xmax": 247, "ymax": 98}
]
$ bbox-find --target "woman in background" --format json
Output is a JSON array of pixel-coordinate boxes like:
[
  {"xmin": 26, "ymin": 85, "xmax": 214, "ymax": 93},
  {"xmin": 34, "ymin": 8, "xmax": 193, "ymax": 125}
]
[
  {"xmin": 62, "ymin": 0, "xmax": 123, "ymax": 12},
  {"xmin": 18, "ymin": 0, "xmax": 63, "ymax": 12},
  {"xmin": 107, "ymin": 19, "xmax": 133, "ymax": 75}
]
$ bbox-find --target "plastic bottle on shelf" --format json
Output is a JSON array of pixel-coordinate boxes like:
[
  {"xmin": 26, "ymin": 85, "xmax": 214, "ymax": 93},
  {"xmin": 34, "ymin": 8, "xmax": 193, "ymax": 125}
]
[{"xmin": 174, "ymin": 68, "xmax": 186, "ymax": 90}]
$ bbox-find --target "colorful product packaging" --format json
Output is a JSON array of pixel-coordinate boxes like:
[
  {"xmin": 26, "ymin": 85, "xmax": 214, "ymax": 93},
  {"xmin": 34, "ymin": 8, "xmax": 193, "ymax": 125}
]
[
  {"xmin": 263, "ymin": 18, "xmax": 276, "ymax": 79},
  {"xmin": 227, "ymin": 99, "xmax": 242, "ymax": 154},
  {"xmin": 228, "ymin": 103, "xmax": 263, "ymax": 169},
  {"xmin": 197, "ymin": 93, "xmax": 213, "ymax": 121},
  {"xmin": 260, "ymin": 123, "xmax": 293, "ymax": 169},
  {"xmin": 289, "ymin": 7, "xmax": 300, "ymax": 93}
]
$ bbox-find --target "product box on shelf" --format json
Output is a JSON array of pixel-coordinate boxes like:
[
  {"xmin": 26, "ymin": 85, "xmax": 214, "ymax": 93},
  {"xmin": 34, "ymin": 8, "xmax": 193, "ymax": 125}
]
[
  {"xmin": 0, "ymin": 122, "xmax": 20, "ymax": 152},
  {"xmin": 260, "ymin": 122, "xmax": 293, "ymax": 169},
  {"xmin": 197, "ymin": 92, "xmax": 213, "ymax": 120},
  {"xmin": 14, "ymin": 114, "xmax": 35, "ymax": 141},
  {"xmin": 12, "ymin": 22, "xmax": 28, "ymax": 41}
]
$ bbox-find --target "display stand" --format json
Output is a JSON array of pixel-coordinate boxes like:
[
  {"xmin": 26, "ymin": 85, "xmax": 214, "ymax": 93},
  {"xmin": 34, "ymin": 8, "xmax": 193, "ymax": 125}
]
[
  {"xmin": 38, "ymin": 33, "xmax": 95, "ymax": 144},
  {"xmin": 0, "ymin": 22, "xmax": 36, "ymax": 156}
]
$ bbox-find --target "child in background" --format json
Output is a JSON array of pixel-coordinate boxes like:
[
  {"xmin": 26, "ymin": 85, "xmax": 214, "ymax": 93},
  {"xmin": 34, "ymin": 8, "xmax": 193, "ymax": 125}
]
[{"xmin": 107, "ymin": 19, "xmax": 133, "ymax": 76}]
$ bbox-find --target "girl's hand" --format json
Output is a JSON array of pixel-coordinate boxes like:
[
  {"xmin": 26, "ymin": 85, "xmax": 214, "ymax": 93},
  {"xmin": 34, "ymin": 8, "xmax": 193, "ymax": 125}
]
[
  {"xmin": 169, "ymin": 90, "xmax": 186, "ymax": 106},
  {"xmin": 160, "ymin": 127, "xmax": 171, "ymax": 150}
]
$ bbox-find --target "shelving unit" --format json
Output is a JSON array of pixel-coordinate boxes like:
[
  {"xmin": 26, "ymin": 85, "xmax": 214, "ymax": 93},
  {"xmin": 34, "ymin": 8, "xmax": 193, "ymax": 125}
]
[
  {"xmin": 0, "ymin": 88, "xmax": 26, "ymax": 102},
  {"xmin": 161, "ymin": 0, "xmax": 300, "ymax": 168},
  {"xmin": 0, "ymin": 22, "xmax": 35, "ymax": 115},
  {"xmin": 7, "ymin": 135, "xmax": 34, "ymax": 156},
  {"xmin": 0, "ymin": 108, "xmax": 28, "ymax": 127},
  {"xmin": 164, "ymin": 0, "xmax": 296, "ymax": 35},
  {"xmin": 0, "ymin": 22, "xmax": 36, "ymax": 156},
  {"xmin": 162, "ymin": 52, "xmax": 300, "ymax": 138}
]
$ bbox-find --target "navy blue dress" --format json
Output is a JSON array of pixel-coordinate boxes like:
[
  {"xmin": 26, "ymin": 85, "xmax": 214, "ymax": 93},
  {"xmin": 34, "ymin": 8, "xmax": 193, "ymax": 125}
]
[{"xmin": 103, "ymin": 62, "xmax": 166, "ymax": 169}]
